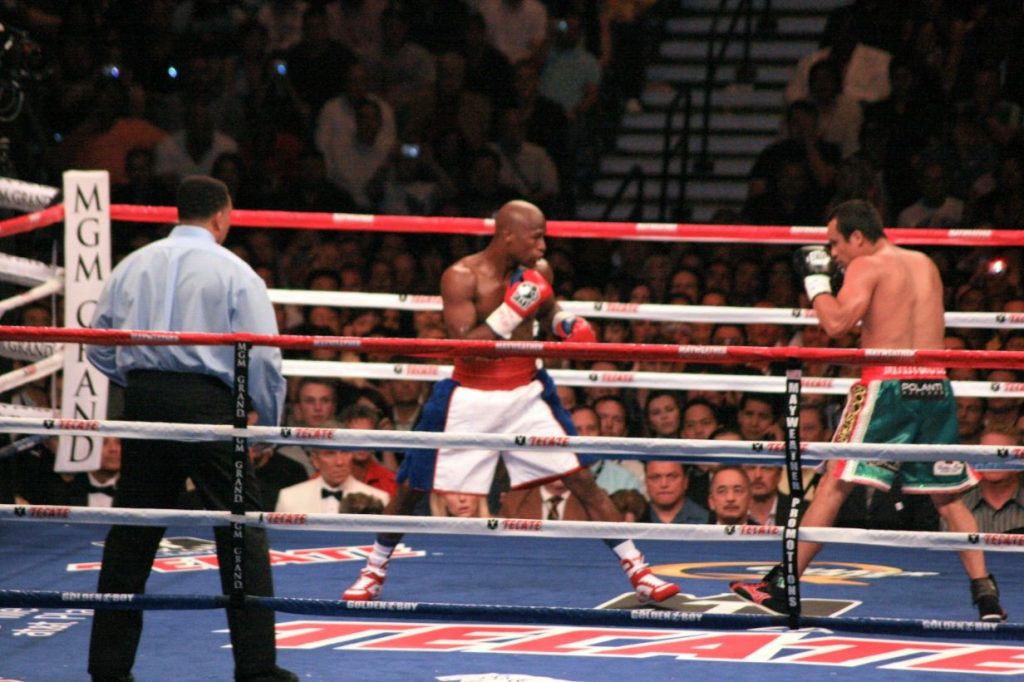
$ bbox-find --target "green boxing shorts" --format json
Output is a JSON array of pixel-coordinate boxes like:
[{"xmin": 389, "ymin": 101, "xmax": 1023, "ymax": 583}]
[{"xmin": 832, "ymin": 366, "xmax": 979, "ymax": 494}]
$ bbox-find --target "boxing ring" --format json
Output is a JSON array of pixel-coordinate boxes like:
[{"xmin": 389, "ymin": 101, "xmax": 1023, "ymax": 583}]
[{"xmin": 2, "ymin": 177, "xmax": 1024, "ymax": 681}]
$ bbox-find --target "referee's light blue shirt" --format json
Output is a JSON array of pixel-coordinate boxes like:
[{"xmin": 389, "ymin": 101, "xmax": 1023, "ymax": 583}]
[{"xmin": 87, "ymin": 225, "xmax": 286, "ymax": 427}]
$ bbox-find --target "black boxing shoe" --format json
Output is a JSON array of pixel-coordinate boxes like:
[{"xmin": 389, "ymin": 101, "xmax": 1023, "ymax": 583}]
[
  {"xmin": 971, "ymin": 575, "xmax": 1008, "ymax": 623},
  {"xmin": 730, "ymin": 579, "xmax": 791, "ymax": 615},
  {"xmin": 730, "ymin": 563, "xmax": 791, "ymax": 615}
]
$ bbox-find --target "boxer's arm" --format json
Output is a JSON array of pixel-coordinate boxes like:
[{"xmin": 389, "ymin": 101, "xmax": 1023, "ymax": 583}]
[
  {"xmin": 812, "ymin": 257, "xmax": 875, "ymax": 337},
  {"xmin": 441, "ymin": 264, "xmax": 495, "ymax": 340}
]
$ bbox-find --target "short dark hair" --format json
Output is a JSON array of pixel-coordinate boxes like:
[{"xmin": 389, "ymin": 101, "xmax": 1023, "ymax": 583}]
[
  {"xmin": 682, "ymin": 397, "xmax": 720, "ymax": 421},
  {"xmin": 296, "ymin": 377, "xmax": 338, "ymax": 401},
  {"xmin": 710, "ymin": 464, "xmax": 750, "ymax": 487},
  {"xmin": 339, "ymin": 403, "xmax": 384, "ymax": 428},
  {"xmin": 738, "ymin": 392, "xmax": 779, "ymax": 419},
  {"xmin": 828, "ymin": 199, "xmax": 885, "ymax": 241},
  {"xmin": 609, "ymin": 489, "xmax": 648, "ymax": 519},
  {"xmin": 177, "ymin": 175, "xmax": 230, "ymax": 223},
  {"xmin": 340, "ymin": 492, "xmax": 385, "ymax": 514},
  {"xmin": 570, "ymin": 404, "xmax": 598, "ymax": 419}
]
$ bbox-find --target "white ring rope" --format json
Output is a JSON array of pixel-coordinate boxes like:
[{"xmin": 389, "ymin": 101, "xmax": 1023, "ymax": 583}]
[
  {"xmin": 1, "ymin": 416, "xmax": 1021, "ymax": 467},
  {"xmin": 0, "ymin": 177, "xmax": 59, "ymax": 212},
  {"xmin": 0, "ymin": 338, "xmax": 60, "ymax": 362},
  {"xmin": 284, "ymin": 359, "xmax": 1024, "ymax": 398},
  {"xmin": 0, "ymin": 278, "xmax": 63, "ymax": 320},
  {"xmin": 1, "ymin": 504, "xmax": 1021, "ymax": 553},
  {"xmin": 268, "ymin": 289, "xmax": 1023, "ymax": 330},
  {"xmin": 0, "ymin": 402, "xmax": 54, "ymax": 419},
  {"xmin": 0, "ymin": 252, "xmax": 62, "ymax": 287},
  {"xmin": 0, "ymin": 352, "xmax": 63, "ymax": 393}
]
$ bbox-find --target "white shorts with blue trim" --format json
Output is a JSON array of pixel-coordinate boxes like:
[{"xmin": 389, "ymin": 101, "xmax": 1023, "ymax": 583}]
[{"xmin": 398, "ymin": 372, "xmax": 584, "ymax": 495}]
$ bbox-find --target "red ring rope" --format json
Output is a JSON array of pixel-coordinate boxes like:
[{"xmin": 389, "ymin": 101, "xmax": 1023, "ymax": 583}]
[
  {"xmin": 109, "ymin": 205, "xmax": 1024, "ymax": 246},
  {"xmin": 2, "ymin": 325, "xmax": 1022, "ymax": 369},
  {"xmin": 0, "ymin": 205, "xmax": 64, "ymax": 239}
]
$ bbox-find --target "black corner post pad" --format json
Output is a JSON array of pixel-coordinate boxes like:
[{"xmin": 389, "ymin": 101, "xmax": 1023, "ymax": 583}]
[
  {"xmin": 782, "ymin": 359, "xmax": 804, "ymax": 627},
  {"xmin": 230, "ymin": 342, "xmax": 251, "ymax": 608}
]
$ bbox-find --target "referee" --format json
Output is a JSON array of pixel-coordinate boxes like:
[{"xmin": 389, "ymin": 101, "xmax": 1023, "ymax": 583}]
[{"xmin": 86, "ymin": 176, "xmax": 295, "ymax": 681}]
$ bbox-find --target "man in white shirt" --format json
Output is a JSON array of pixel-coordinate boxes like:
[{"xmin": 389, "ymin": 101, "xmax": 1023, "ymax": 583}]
[
  {"xmin": 896, "ymin": 160, "xmax": 964, "ymax": 228},
  {"xmin": 490, "ymin": 107, "xmax": 559, "ymax": 206},
  {"xmin": 276, "ymin": 441, "xmax": 391, "ymax": 513},
  {"xmin": 153, "ymin": 97, "xmax": 238, "ymax": 188}
]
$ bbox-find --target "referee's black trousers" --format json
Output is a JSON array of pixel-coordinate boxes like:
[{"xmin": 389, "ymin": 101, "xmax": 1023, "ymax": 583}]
[{"xmin": 88, "ymin": 371, "xmax": 279, "ymax": 679}]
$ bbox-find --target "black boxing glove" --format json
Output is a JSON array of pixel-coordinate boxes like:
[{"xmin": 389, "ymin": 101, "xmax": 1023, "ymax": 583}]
[
  {"xmin": 793, "ymin": 245, "xmax": 834, "ymax": 302},
  {"xmin": 830, "ymin": 264, "xmax": 845, "ymax": 294}
]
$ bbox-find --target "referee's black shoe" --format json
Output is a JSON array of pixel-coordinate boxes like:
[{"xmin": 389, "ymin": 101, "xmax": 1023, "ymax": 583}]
[{"xmin": 237, "ymin": 666, "xmax": 299, "ymax": 682}]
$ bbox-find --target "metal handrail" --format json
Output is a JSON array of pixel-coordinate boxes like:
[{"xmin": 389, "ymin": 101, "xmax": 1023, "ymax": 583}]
[
  {"xmin": 601, "ymin": 164, "xmax": 646, "ymax": 221},
  {"xmin": 659, "ymin": 85, "xmax": 693, "ymax": 221},
  {"xmin": 697, "ymin": 0, "xmax": 763, "ymax": 175}
]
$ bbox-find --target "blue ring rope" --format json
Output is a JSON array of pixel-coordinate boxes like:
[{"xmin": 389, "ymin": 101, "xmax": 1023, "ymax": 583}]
[{"xmin": 1, "ymin": 589, "xmax": 1019, "ymax": 641}]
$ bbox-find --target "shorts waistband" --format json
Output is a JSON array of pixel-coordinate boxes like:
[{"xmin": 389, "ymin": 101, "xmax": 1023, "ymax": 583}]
[
  {"xmin": 452, "ymin": 357, "xmax": 538, "ymax": 390},
  {"xmin": 861, "ymin": 365, "xmax": 947, "ymax": 382}
]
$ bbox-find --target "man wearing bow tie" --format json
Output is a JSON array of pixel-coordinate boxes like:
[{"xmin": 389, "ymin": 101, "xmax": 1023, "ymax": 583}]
[
  {"xmin": 275, "ymin": 431, "xmax": 391, "ymax": 513},
  {"xmin": 81, "ymin": 437, "xmax": 122, "ymax": 508}
]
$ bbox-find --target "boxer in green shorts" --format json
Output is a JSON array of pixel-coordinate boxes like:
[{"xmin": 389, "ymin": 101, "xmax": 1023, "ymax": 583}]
[
  {"xmin": 731, "ymin": 200, "xmax": 1006, "ymax": 622},
  {"xmin": 833, "ymin": 365, "xmax": 979, "ymax": 493}
]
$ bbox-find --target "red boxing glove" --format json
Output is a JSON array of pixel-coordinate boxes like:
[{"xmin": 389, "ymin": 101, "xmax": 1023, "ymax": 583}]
[
  {"xmin": 552, "ymin": 311, "xmax": 597, "ymax": 343},
  {"xmin": 485, "ymin": 268, "xmax": 554, "ymax": 339}
]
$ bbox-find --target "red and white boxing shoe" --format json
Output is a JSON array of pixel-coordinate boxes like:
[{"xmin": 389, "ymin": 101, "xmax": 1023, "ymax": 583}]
[
  {"xmin": 342, "ymin": 567, "xmax": 386, "ymax": 601},
  {"xmin": 621, "ymin": 556, "xmax": 680, "ymax": 603}
]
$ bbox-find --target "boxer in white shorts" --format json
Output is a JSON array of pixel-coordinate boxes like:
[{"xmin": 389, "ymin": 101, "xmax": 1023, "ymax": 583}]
[{"xmin": 342, "ymin": 200, "xmax": 680, "ymax": 605}]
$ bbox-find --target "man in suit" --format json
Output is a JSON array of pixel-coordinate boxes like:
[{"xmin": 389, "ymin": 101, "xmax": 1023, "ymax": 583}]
[
  {"xmin": 708, "ymin": 466, "xmax": 754, "ymax": 525},
  {"xmin": 643, "ymin": 460, "xmax": 709, "ymax": 524},
  {"xmin": 744, "ymin": 465, "xmax": 790, "ymax": 526},
  {"xmin": 276, "ymin": 439, "xmax": 390, "ymax": 513},
  {"xmin": 499, "ymin": 479, "xmax": 589, "ymax": 520}
]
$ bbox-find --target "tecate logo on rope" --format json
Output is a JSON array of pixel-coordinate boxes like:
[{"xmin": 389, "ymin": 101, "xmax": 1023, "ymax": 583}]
[
  {"xmin": 592, "ymin": 302, "xmax": 639, "ymax": 312},
  {"xmin": 42, "ymin": 418, "xmax": 99, "ymax": 431},
  {"xmin": 396, "ymin": 294, "xmax": 441, "ymax": 303},
  {"xmin": 992, "ymin": 382, "xmax": 1024, "ymax": 392},
  {"xmin": 263, "ymin": 513, "xmax": 308, "ymax": 525},
  {"xmin": 790, "ymin": 226, "xmax": 827, "ymax": 235},
  {"xmin": 984, "ymin": 534, "xmax": 1024, "ymax": 546},
  {"xmin": 589, "ymin": 372, "xmax": 634, "ymax": 383},
  {"xmin": 525, "ymin": 435, "xmax": 570, "ymax": 447},
  {"xmin": 288, "ymin": 427, "xmax": 336, "ymax": 439},
  {"xmin": 27, "ymin": 506, "xmax": 71, "ymax": 518},
  {"xmin": 394, "ymin": 364, "xmax": 440, "ymax": 376},
  {"xmin": 801, "ymin": 378, "xmax": 835, "ymax": 388}
]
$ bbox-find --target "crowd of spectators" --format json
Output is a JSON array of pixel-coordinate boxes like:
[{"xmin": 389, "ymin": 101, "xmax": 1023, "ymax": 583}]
[
  {"xmin": 1, "ymin": 1, "xmax": 1023, "ymax": 535},
  {"xmin": 0, "ymin": 0, "xmax": 654, "ymax": 228}
]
